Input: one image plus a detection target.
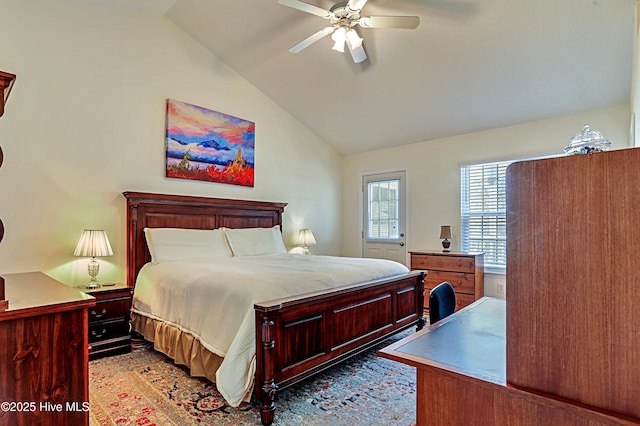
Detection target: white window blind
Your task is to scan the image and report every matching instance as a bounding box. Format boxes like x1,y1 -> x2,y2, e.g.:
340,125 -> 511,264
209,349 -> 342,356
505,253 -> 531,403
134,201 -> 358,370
460,160 -> 513,269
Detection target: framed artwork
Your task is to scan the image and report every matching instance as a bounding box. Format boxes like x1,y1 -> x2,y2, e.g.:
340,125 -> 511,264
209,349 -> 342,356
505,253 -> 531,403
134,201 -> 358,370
165,99 -> 255,187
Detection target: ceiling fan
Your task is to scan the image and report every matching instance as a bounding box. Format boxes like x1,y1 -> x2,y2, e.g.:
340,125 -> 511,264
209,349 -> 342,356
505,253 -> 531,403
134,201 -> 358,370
278,0 -> 420,63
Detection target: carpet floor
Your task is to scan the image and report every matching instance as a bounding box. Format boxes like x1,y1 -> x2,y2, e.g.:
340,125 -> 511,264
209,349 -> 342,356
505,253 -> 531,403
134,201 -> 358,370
89,331 -> 416,426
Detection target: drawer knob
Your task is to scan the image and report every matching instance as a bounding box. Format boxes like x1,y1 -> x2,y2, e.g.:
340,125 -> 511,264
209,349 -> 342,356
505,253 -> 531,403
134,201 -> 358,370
91,328 -> 107,339
91,308 -> 107,319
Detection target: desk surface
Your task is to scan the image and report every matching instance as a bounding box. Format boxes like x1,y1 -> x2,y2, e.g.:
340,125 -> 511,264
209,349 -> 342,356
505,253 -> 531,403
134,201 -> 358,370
0,272 -> 95,321
378,297 -> 506,385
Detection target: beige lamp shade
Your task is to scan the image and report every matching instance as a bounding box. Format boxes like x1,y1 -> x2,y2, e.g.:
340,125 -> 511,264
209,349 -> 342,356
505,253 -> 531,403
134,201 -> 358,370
439,226 -> 452,240
74,230 -> 113,257
298,229 -> 316,255
298,229 -> 317,246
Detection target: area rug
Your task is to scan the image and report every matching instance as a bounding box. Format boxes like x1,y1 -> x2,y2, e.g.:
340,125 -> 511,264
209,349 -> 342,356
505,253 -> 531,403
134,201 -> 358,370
89,331 -> 416,425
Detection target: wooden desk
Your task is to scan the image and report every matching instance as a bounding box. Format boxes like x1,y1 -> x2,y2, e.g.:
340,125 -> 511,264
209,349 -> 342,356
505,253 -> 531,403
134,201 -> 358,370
379,298 -> 637,426
381,297 -> 505,383
0,272 -> 95,426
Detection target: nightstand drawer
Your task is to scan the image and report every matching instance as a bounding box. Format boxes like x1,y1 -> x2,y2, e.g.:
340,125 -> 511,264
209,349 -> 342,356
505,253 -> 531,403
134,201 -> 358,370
425,271 -> 476,294
89,299 -> 127,323
89,320 -> 129,343
411,254 -> 476,273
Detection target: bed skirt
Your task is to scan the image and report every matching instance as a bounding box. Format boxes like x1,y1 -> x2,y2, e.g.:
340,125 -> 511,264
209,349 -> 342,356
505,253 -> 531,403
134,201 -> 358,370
130,312 -> 254,403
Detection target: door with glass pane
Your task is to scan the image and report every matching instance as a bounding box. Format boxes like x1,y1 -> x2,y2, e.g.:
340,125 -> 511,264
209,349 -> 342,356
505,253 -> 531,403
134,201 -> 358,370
362,171 -> 407,265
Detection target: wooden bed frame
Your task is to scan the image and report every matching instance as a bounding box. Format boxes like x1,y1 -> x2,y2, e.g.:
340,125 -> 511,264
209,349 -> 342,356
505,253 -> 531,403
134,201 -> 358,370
123,191 -> 425,425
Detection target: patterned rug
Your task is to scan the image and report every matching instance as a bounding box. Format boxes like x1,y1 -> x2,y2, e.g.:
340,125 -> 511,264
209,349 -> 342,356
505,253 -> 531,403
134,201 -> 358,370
89,331 -> 416,426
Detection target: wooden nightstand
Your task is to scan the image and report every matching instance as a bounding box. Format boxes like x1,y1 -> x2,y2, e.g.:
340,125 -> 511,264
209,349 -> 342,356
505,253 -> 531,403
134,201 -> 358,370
410,251 -> 484,312
83,283 -> 133,359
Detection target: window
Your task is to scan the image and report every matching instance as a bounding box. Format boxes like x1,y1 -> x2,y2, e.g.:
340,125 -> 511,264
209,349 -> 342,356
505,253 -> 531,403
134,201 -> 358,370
460,160 -> 513,270
367,179 -> 400,240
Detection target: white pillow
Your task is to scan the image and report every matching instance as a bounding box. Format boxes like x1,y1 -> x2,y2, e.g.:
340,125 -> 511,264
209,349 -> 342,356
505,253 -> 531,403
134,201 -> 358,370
222,226 -> 287,256
144,228 -> 232,263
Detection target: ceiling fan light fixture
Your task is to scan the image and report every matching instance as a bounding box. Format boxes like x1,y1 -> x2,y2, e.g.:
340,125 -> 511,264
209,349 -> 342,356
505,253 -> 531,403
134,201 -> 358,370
280,0 -> 419,64
331,26 -> 347,52
345,29 -> 363,49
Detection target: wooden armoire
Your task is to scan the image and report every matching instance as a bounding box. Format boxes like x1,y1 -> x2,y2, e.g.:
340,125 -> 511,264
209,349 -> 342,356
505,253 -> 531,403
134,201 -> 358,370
506,147 -> 640,422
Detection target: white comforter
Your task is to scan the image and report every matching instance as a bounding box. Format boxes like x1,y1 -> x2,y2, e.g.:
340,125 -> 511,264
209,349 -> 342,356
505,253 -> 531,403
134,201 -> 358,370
131,253 -> 409,407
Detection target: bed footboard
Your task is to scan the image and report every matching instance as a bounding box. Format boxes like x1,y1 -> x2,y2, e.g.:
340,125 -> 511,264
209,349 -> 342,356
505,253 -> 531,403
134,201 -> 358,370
254,270 -> 425,425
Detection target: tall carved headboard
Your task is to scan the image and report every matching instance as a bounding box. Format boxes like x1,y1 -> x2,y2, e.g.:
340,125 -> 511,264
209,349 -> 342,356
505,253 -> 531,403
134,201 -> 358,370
123,192 -> 287,287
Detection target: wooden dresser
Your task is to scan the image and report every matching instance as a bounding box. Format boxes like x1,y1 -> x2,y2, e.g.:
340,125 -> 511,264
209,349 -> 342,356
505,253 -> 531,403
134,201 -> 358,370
380,297 -> 637,425
410,251 -> 484,311
0,272 -> 95,426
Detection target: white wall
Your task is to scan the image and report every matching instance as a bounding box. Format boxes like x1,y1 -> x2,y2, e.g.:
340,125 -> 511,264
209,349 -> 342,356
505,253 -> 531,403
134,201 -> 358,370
0,0 -> 342,286
342,104 -> 631,297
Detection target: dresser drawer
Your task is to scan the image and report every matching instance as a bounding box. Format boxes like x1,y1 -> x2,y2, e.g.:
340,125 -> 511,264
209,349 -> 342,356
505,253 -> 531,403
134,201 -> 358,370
89,320 -> 129,343
411,254 -> 476,273
89,299 -> 127,323
425,270 -> 476,294
455,293 -> 476,311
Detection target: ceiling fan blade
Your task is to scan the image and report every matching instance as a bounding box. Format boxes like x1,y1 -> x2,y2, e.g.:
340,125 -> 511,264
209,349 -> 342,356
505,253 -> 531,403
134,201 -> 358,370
278,0 -> 334,19
359,15 -> 420,29
346,0 -> 369,12
347,43 -> 367,63
289,26 -> 335,53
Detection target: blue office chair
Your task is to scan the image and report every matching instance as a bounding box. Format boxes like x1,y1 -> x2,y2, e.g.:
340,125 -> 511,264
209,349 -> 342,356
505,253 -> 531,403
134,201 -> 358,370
428,282 -> 456,324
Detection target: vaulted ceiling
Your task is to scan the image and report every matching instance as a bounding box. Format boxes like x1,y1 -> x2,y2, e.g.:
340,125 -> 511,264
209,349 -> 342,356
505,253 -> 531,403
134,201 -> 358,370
71,0 -> 636,155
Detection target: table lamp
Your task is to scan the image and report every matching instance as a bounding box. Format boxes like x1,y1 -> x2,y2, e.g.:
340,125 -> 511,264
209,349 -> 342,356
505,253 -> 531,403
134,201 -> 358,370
74,229 -> 113,289
298,229 -> 316,255
439,225 -> 452,252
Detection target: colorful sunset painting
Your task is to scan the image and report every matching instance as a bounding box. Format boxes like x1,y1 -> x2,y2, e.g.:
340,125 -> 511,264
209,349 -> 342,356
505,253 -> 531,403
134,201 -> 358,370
165,99 -> 255,187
